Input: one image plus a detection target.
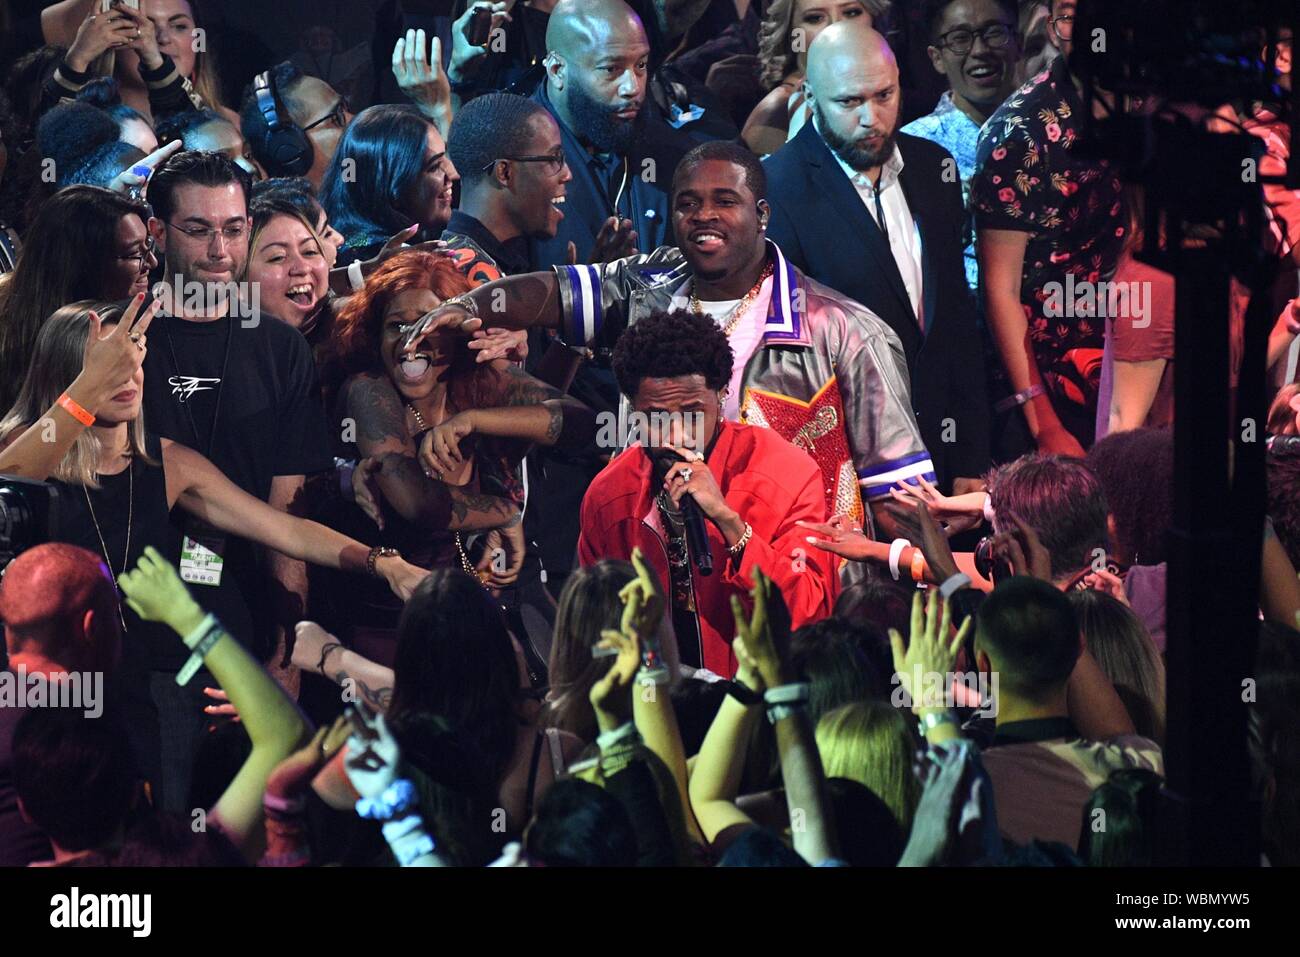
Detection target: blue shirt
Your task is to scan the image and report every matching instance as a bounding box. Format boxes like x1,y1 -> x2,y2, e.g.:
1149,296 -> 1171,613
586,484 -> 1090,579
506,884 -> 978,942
901,91 -> 983,291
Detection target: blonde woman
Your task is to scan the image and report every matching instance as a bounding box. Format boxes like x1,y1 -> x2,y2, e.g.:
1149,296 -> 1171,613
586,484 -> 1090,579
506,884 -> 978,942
815,699 -> 921,831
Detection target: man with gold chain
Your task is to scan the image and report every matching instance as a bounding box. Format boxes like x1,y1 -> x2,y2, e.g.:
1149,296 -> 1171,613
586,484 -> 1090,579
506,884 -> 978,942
404,140 -> 936,579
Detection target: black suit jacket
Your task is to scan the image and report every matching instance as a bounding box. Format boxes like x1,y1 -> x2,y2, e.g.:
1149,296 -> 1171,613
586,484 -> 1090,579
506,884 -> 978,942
764,124 -> 989,487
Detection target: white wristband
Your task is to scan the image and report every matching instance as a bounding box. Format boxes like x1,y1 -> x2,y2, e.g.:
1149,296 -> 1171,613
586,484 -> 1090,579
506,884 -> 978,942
888,538 -> 911,581
763,682 -> 810,705
347,259 -> 365,291
982,493 -> 995,524
939,572 -> 972,599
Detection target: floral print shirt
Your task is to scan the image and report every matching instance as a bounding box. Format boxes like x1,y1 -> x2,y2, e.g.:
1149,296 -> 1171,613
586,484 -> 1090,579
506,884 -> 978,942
971,56 -> 1126,416
901,90 -> 984,291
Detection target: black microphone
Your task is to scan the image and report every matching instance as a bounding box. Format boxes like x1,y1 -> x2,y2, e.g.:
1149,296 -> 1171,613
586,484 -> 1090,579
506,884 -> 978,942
649,448 -> 713,576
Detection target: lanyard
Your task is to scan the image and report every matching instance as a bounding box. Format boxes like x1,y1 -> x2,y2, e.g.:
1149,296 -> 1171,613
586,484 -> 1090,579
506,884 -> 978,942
163,314 -> 234,460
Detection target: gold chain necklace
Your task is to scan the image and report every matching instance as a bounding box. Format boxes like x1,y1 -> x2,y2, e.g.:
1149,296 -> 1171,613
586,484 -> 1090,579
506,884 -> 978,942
84,450 -> 133,632
689,260 -> 775,337
407,401 -> 489,590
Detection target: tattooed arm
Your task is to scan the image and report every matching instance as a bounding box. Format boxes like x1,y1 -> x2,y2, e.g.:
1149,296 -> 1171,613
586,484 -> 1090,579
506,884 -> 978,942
421,364 -> 596,479
343,372 -> 521,531
291,622 -> 394,711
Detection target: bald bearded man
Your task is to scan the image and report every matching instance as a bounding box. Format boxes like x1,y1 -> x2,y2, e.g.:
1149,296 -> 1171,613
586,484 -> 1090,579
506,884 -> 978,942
763,24 -> 989,495
527,0 -> 698,272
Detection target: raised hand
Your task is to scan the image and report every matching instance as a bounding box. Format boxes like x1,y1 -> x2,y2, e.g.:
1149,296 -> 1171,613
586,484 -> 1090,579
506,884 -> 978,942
118,545 -> 204,635
989,511 -> 1053,582
886,500 -> 960,583
888,590 -> 969,713
567,216 -> 638,266
618,546 -> 666,642
107,139 -> 183,196
730,566 -> 793,689
449,2 -> 514,79
888,474 -> 984,534
119,4 -> 163,69
589,626 -> 642,733
79,293 -> 157,408
67,2 -> 138,72
267,716 -> 351,801
392,28 -> 451,126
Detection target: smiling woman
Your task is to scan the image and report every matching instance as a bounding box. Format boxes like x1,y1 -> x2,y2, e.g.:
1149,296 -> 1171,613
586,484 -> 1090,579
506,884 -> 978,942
319,105 -> 460,269
246,197 -> 332,348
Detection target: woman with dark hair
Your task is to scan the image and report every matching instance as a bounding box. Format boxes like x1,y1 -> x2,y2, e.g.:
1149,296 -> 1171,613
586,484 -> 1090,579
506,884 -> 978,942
1077,768 -> 1169,866
743,0 -> 892,154
246,195 -> 333,349
252,176 -> 345,267
0,185 -> 157,411
321,250 -> 593,665
310,569 -> 585,839
1068,589 -> 1166,744
319,104 -> 459,267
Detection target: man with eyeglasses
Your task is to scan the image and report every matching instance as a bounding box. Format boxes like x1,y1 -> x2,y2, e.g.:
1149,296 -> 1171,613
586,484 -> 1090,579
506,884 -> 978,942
971,0 -> 1126,461
238,61 -> 354,192
901,0 -> 1022,292
141,150 -> 333,810
763,24 -> 989,497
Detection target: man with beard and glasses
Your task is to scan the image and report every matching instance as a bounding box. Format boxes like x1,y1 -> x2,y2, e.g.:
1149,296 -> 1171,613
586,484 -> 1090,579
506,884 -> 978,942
400,142 -> 935,588
764,24 -> 989,496
527,0 -> 698,273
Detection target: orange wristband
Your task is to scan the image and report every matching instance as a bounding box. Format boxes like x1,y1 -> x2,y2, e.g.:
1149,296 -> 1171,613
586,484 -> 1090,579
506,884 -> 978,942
910,547 -> 927,582
57,392 -> 95,426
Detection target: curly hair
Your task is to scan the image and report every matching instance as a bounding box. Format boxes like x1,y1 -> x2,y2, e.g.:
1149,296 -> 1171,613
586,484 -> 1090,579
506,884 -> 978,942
1086,428 -> 1173,567
323,250 -> 483,410
611,309 -> 734,398
757,0 -> 895,89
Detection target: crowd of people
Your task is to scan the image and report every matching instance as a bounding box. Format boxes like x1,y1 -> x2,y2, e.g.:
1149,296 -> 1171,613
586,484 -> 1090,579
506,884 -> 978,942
0,0 -> 1295,869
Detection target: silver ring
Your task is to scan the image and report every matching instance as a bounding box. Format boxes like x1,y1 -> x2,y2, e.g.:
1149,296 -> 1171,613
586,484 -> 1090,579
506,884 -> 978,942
680,467 -> 693,483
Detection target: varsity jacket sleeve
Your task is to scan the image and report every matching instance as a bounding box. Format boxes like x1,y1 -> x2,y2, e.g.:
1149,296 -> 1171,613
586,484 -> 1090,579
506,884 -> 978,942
551,245 -> 686,350
830,300 -> 937,504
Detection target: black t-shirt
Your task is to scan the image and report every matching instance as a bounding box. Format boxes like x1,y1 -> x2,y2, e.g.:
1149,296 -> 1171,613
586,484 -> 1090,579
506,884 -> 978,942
143,312 -> 334,662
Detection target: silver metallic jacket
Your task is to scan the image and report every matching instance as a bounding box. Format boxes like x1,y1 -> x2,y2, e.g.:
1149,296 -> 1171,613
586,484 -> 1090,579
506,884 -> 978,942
554,239 -> 936,535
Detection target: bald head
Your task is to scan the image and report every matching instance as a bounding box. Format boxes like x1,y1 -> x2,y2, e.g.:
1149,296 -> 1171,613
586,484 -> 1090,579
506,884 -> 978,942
0,543 -> 120,672
546,0 -> 647,60
806,23 -> 897,95
804,25 -> 902,174
544,0 -> 650,155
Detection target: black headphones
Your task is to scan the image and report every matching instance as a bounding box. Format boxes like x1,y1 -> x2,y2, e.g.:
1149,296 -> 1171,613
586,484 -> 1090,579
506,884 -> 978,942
254,69 -> 313,177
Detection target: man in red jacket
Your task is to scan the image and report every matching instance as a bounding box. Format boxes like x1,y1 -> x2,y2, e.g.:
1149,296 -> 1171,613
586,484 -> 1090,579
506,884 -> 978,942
578,308 -> 838,675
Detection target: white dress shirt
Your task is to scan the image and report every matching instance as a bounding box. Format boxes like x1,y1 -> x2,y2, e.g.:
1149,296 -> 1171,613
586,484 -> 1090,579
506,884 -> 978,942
820,124 -> 926,327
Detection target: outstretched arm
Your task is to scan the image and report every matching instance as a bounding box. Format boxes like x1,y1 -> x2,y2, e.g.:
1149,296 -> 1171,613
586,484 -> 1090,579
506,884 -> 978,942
117,548 -> 311,860
162,439 -> 430,600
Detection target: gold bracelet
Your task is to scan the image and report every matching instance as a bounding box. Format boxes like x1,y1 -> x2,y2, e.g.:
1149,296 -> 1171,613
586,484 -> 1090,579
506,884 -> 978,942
727,522 -> 753,558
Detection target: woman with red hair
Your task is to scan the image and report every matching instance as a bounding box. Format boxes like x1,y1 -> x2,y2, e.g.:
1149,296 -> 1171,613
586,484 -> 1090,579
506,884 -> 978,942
322,250 -> 595,665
